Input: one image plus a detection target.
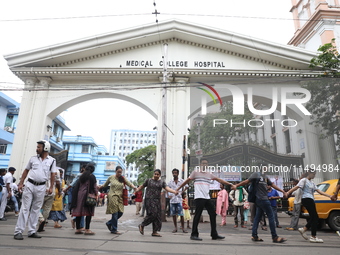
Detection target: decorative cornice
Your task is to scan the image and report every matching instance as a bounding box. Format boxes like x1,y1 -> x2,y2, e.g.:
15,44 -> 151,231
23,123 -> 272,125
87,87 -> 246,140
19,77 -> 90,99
13,69 -> 321,78
289,9 -> 340,46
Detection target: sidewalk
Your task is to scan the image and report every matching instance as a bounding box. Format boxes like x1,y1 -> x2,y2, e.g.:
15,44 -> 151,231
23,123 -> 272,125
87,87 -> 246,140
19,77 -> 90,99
0,204 -> 339,255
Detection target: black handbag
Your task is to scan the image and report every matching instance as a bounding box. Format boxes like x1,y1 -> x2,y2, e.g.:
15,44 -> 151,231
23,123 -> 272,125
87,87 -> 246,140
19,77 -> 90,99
85,181 -> 96,206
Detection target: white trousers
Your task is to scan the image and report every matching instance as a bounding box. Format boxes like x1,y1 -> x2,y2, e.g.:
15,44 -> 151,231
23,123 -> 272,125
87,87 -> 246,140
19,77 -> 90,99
0,189 -> 8,218
14,182 -> 46,235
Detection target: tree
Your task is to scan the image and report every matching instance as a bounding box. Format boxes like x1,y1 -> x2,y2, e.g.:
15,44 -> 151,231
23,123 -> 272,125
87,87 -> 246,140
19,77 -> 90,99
306,39 -> 340,150
189,101 -> 256,155
125,145 -> 156,185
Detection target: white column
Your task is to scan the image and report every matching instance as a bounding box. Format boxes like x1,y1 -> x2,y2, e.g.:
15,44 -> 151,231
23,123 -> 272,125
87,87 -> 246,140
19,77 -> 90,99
169,77 -> 189,182
11,77 -> 51,179
302,118 -> 324,183
319,133 -> 338,180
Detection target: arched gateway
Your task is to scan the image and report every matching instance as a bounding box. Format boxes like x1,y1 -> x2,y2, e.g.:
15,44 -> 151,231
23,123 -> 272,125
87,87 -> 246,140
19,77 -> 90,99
5,20 -> 338,182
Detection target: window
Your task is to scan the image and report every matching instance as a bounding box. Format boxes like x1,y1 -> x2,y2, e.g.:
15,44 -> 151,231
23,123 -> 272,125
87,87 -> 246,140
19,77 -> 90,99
0,144 -> 7,154
82,145 -> 89,153
317,183 -> 330,192
5,115 -> 14,127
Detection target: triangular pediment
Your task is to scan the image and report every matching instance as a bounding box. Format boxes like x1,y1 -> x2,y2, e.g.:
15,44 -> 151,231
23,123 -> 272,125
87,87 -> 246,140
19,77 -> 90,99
5,19 -> 320,73
50,38 -> 294,71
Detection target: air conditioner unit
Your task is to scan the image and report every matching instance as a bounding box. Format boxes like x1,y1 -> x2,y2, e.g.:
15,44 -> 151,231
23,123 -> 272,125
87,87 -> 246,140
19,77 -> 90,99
4,126 -> 13,132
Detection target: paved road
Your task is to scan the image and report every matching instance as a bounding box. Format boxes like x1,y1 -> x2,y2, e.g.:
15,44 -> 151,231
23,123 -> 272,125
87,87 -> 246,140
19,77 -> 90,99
0,204 -> 339,254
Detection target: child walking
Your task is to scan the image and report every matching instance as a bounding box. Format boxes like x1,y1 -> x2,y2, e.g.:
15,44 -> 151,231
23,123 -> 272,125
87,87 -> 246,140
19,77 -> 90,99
182,193 -> 191,229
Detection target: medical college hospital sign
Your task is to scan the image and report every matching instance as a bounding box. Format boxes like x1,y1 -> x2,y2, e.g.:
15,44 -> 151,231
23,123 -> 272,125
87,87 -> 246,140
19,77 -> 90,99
125,59 -> 226,68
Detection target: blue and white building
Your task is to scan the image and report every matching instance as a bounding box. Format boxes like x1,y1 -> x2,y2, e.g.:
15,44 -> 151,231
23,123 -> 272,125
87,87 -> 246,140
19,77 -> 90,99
63,135 -> 125,185
0,92 -> 20,169
110,129 -> 157,182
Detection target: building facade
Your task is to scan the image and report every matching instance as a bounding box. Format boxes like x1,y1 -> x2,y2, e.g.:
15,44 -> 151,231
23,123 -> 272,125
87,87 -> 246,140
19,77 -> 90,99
0,92 -> 19,169
0,92 -> 72,169
4,20 -> 338,183
110,129 -> 157,182
289,0 -> 340,50
63,135 -> 125,185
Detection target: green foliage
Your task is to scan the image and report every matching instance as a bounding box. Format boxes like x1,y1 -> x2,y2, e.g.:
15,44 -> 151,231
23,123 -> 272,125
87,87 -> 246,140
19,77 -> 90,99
189,101 -> 256,155
307,39 -> 340,150
125,145 -> 156,185
309,39 -> 340,77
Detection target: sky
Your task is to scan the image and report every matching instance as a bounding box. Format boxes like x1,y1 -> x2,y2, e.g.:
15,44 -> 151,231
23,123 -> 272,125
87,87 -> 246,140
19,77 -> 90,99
0,0 -> 296,149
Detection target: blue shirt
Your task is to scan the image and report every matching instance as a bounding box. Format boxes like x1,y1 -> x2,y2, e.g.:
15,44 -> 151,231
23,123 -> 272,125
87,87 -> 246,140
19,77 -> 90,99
267,188 -> 279,207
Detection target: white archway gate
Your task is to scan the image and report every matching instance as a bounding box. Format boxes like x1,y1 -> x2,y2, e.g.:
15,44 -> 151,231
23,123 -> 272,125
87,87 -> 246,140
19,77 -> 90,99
5,20 -> 338,182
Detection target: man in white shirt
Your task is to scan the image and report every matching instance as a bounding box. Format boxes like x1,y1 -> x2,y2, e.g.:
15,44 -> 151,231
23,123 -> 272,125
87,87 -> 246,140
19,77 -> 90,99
168,168 -> 188,233
177,158 -> 232,241
0,167 -> 17,220
14,140 -> 57,240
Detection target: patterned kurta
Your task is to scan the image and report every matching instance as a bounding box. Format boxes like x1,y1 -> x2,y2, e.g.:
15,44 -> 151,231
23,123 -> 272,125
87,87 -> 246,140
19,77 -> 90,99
102,175 -> 133,214
141,178 -> 167,232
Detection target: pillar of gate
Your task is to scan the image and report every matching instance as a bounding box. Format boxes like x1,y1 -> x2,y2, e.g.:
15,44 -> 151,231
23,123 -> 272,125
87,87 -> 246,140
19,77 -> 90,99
155,77 -> 189,183
11,77 -> 53,179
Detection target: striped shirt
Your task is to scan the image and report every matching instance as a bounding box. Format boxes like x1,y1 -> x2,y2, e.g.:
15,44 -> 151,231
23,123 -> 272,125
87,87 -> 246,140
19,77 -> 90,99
189,170 -> 214,199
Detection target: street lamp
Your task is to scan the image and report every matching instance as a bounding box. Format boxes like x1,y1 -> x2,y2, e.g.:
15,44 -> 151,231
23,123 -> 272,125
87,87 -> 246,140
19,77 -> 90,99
194,114 -> 204,164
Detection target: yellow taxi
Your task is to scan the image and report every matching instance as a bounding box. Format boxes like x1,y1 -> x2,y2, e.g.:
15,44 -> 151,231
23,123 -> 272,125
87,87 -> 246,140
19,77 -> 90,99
288,179 -> 340,231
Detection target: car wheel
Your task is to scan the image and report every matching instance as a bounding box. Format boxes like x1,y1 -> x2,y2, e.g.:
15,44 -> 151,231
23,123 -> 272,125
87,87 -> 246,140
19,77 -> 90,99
327,211 -> 340,231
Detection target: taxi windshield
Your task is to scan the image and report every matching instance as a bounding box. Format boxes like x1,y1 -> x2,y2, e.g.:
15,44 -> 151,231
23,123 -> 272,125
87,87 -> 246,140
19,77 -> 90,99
316,183 -> 330,192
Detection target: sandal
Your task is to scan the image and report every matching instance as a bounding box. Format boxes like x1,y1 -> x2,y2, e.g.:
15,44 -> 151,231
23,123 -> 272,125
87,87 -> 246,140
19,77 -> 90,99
261,226 -> 267,231
152,233 -> 162,237
84,230 -> 95,235
251,236 -> 264,242
75,230 -> 83,234
71,219 -> 75,229
182,229 -> 188,233
138,224 -> 144,235
272,236 -> 287,243
172,229 -> 177,233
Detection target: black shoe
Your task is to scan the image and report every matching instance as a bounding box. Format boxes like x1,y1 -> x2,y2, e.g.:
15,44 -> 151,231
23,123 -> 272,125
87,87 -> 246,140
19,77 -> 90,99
28,233 -> 41,238
190,236 -> 202,241
37,221 -> 46,232
0,217 -> 7,221
14,233 -> 24,240
212,235 -> 225,240
105,222 -> 112,231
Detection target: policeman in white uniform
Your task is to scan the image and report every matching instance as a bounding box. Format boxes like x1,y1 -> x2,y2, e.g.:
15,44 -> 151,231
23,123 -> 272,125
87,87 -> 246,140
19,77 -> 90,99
14,140 -> 57,240
0,167 -> 17,220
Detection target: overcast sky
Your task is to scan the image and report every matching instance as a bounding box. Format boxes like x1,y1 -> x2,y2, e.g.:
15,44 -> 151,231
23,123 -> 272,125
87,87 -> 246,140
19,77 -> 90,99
0,0 -> 296,149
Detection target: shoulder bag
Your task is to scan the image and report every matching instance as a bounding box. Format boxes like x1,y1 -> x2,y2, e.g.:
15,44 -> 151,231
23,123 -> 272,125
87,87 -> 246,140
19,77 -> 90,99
122,177 -> 129,206
85,179 -> 97,207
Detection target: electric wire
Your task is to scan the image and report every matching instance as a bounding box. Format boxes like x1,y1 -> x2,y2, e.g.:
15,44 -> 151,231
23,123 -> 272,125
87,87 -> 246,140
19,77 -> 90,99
0,13 -> 322,23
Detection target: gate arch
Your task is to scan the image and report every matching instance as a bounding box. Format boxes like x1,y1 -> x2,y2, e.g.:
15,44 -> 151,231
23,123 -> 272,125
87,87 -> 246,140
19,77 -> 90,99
48,91 -> 158,120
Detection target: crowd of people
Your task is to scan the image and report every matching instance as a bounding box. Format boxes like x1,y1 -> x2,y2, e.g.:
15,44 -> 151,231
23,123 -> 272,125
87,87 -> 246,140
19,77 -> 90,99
1,141 -> 339,244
